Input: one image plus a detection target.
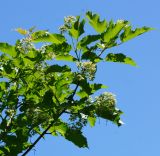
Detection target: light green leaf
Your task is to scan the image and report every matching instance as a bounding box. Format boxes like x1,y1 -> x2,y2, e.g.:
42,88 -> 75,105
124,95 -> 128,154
120,26 -> 153,42
88,116 -> 96,127
86,11 -> 107,33
15,28 -> 28,35
31,31 -> 66,44
0,82 -> 9,90
90,83 -> 107,94
54,122 -> 68,136
77,90 -> 88,98
102,20 -> 128,43
56,55 -> 77,62
0,43 -> 16,57
69,16 -> 85,39
106,53 -> 137,66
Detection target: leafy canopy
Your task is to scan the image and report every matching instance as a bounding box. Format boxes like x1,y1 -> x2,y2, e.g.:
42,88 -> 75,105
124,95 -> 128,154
0,11 -> 152,156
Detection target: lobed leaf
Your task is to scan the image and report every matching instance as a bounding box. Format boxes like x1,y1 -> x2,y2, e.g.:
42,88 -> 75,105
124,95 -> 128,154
77,35 -> 100,49
69,16 -> 85,39
31,31 -> 66,44
86,11 -> 107,33
102,20 -> 128,43
120,26 -> 153,42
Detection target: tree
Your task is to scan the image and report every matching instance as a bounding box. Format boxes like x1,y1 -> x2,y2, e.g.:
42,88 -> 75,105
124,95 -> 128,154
0,11 -> 152,156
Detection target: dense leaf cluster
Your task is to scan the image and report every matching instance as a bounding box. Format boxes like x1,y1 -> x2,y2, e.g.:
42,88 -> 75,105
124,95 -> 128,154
0,12 -> 152,155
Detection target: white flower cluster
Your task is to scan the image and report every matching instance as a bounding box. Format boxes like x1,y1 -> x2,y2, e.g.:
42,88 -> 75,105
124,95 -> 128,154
76,61 -> 97,81
64,16 -> 76,24
17,37 -> 35,53
95,92 -> 117,109
59,25 -> 68,33
59,15 -> 76,33
38,44 -> 56,59
80,113 -> 88,120
117,19 -> 125,24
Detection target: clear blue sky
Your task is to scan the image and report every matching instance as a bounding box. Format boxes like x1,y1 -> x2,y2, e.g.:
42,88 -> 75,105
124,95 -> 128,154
0,0 -> 160,156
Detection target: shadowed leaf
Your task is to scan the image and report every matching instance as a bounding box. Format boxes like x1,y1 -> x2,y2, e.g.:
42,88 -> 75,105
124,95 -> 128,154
106,53 -> 137,66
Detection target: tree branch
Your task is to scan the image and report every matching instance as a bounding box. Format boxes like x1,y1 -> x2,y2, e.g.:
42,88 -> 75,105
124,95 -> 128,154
21,81 -> 80,156
21,110 -> 64,156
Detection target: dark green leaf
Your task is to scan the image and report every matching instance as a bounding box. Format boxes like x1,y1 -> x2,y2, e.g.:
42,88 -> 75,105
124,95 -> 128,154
96,107 -> 123,126
44,42 -> 71,55
106,53 -> 137,66
51,121 -> 88,148
77,35 -> 100,49
46,65 -> 71,74
81,52 -> 102,63
65,129 -> 88,148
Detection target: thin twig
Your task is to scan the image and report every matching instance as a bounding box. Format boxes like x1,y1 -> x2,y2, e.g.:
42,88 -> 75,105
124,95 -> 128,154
98,47 -> 107,57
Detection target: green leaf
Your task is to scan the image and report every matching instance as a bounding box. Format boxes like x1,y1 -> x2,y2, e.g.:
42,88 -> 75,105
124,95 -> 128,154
90,83 -> 107,93
96,107 -> 123,126
81,51 -> 102,63
88,116 -> 96,127
120,26 -> 153,42
31,31 -> 66,44
106,53 -> 137,66
69,16 -> 85,39
15,28 -> 28,35
86,11 -> 107,33
51,121 -> 88,148
51,122 -> 68,136
0,82 -> 9,90
44,42 -> 76,61
102,20 -> 128,43
65,129 -> 88,148
56,55 -> 77,62
77,90 -> 88,98
44,42 -> 71,55
46,65 -> 71,74
0,43 -> 16,57
77,79 -> 92,96
77,35 -> 100,49
77,83 -> 106,98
